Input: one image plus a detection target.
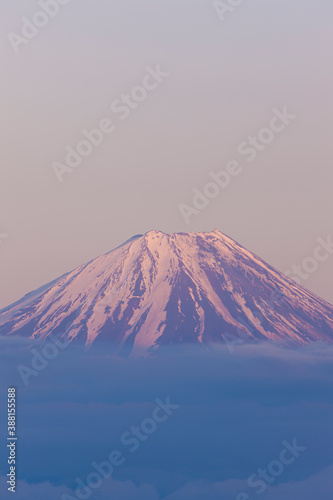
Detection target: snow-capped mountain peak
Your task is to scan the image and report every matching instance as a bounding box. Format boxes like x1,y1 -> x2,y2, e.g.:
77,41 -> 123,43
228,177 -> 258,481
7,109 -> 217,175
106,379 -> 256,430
1,230 -> 332,355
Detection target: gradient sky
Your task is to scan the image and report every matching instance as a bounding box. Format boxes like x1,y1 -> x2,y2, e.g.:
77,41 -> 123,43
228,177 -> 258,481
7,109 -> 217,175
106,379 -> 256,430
0,0 -> 332,308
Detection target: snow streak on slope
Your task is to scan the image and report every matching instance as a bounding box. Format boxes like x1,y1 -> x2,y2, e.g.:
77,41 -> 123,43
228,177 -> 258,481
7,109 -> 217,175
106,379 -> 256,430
0,230 -> 332,355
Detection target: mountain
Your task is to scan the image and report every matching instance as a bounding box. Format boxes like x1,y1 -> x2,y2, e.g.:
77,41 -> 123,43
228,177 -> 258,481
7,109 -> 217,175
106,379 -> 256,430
1,230 -> 332,355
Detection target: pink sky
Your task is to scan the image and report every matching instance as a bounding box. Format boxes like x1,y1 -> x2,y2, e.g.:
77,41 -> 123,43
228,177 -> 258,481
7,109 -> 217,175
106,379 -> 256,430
0,0 -> 332,308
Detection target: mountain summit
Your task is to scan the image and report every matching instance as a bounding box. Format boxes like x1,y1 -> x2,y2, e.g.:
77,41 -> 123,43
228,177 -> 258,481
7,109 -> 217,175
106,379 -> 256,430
1,230 -> 332,355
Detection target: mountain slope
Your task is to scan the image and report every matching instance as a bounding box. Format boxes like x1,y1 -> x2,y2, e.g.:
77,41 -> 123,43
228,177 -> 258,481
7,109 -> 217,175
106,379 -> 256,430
1,230 -> 332,355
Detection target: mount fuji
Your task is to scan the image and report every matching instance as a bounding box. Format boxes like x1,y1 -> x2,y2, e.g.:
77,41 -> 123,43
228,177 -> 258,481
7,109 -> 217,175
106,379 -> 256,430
1,230 -> 332,355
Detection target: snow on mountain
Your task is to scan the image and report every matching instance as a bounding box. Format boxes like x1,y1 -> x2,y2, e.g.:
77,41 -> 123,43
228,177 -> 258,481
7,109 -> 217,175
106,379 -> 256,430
1,230 -> 332,355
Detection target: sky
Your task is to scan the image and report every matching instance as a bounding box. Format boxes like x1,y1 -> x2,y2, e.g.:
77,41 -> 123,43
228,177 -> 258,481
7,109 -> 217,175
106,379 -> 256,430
0,0 -> 332,308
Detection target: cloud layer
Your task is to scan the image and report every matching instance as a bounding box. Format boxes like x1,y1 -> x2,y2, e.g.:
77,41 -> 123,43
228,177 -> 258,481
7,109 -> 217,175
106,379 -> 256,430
0,340 -> 332,499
